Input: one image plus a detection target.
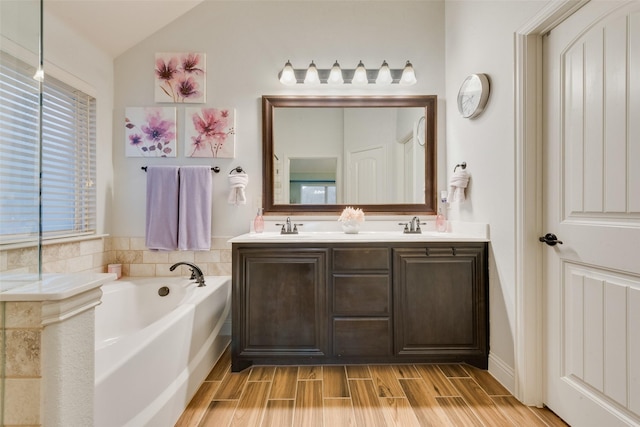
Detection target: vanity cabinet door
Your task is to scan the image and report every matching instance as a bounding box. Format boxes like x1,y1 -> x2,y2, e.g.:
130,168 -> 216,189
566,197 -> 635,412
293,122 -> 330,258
393,244 -> 488,367
232,247 -> 328,370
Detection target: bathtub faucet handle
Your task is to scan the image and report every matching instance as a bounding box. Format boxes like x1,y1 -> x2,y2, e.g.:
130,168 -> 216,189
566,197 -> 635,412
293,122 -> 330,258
169,262 -> 206,287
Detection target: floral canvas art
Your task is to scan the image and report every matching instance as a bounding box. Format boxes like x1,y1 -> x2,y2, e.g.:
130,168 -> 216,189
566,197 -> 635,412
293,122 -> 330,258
185,107 -> 236,158
155,52 -> 206,103
125,107 -> 177,157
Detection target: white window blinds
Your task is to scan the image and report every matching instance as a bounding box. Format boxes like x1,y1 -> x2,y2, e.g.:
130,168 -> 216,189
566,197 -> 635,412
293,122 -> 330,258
0,51 -> 96,244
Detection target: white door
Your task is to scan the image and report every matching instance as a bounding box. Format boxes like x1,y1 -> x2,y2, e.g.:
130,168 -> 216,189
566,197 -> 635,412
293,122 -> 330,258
346,145 -> 386,204
543,1 -> 640,425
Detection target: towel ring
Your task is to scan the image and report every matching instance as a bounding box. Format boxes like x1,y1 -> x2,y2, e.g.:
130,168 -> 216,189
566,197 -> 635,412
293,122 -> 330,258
229,166 -> 244,174
454,162 -> 467,172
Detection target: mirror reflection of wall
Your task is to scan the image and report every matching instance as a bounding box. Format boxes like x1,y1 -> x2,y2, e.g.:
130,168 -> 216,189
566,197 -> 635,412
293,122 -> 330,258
289,158 -> 337,204
274,107 -> 424,205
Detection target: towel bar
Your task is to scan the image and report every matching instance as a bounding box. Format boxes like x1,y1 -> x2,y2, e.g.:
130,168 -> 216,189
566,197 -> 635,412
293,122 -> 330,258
141,166 -> 221,173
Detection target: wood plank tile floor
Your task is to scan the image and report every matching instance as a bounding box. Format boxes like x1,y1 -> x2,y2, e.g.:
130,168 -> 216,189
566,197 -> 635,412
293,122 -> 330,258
176,346 -> 568,427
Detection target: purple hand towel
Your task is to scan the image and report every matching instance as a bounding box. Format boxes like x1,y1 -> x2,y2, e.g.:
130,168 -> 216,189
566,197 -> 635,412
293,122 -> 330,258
178,166 -> 212,251
145,166 -> 179,250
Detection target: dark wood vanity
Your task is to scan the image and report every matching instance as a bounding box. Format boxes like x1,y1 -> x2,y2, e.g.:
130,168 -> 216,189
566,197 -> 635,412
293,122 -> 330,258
231,240 -> 488,372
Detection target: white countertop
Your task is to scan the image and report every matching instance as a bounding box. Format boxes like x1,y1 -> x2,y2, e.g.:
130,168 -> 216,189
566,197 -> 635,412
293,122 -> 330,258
229,220 -> 489,244
0,272 -> 117,302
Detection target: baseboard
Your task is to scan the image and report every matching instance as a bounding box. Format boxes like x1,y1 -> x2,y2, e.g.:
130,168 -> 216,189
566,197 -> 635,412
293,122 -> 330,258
488,352 -> 515,395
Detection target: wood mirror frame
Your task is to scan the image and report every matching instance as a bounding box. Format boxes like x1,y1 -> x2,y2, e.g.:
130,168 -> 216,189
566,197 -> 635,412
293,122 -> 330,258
262,95 -> 437,215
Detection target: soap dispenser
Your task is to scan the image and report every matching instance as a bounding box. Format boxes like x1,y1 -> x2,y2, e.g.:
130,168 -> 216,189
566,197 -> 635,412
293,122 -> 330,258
436,191 -> 447,232
436,208 -> 447,232
254,208 -> 264,233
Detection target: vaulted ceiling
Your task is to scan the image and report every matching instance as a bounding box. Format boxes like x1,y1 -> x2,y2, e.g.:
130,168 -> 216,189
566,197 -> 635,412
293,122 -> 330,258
45,0 -> 204,58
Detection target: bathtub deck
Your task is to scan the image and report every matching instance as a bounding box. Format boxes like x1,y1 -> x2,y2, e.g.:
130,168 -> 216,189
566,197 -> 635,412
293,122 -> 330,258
175,345 -> 567,427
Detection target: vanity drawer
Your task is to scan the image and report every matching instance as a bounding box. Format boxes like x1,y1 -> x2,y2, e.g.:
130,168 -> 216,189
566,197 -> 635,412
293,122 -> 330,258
332,275 -> 390,315
332,247 -> 390,271
332,318 -> 392,356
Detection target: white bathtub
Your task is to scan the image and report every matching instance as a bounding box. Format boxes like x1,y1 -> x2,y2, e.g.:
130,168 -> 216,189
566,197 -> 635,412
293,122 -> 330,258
94,275 -> 231,427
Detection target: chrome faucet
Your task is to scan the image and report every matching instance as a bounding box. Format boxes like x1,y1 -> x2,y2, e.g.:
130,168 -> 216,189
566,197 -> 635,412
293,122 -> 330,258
169,262 -> 206,287
276,217 -> 302,234
399,216 -> 424,234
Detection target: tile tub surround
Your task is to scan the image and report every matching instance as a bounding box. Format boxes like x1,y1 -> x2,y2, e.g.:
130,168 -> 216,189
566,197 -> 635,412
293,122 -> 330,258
1,236 -> 112,276
0,235 -> 232,278
1,273 -> 114,426
1,301 -> 43,426
109,236 -> 232,277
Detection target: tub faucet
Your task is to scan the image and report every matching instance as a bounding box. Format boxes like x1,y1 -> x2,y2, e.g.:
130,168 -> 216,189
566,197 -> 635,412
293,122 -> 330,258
169,262 -> 206,287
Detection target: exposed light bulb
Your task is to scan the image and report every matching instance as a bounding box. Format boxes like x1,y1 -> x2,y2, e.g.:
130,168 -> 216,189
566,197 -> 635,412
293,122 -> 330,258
375,60 -> 393,86
352,60 -> 368,86
279,60 -> 297,85
400,60 -> 417,86
327,60 -> 344,85
304,61 -> 321,85
33,66 -> 44,82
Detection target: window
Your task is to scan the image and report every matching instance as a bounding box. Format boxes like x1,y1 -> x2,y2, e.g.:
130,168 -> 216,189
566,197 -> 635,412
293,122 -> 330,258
0,51 -> 96,244
291,182 -> 337,204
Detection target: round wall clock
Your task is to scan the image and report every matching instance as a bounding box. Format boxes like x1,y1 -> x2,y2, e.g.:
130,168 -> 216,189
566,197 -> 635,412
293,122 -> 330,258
457,73 -> 490,119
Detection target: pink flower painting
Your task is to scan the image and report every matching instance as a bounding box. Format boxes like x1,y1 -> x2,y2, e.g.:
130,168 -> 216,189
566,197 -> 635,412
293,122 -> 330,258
125,107 -> 177,157
155,52 -> 206,103
185,107 -> 235,158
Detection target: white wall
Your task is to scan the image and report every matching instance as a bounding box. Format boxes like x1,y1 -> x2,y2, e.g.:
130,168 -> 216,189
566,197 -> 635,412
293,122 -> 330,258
1,1 -> 40,55
444,0 -> 547,389
112,0 -> 446,238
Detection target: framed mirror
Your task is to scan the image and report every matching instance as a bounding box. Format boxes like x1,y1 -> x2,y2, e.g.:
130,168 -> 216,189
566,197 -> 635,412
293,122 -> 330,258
262,95 -> 437,215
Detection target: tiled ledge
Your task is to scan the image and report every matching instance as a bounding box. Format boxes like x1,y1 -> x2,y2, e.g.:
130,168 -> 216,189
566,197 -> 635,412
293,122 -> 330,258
0,273 -> 115,302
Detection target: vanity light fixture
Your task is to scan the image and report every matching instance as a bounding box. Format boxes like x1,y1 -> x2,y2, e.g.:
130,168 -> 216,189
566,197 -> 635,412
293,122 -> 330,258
279,60 -> 297,86
277,60 -> 417,85
375,60 -> 393,86
327,60 -> 344,85
304,61 -> 321,85
400,60 -> 417,86
351,60 -> 369,86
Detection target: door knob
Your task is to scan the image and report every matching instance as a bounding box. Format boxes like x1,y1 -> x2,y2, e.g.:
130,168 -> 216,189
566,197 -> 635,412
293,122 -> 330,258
539,233 -> 563,246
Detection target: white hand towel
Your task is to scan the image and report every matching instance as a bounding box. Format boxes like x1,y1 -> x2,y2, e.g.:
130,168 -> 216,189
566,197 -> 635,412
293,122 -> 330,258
228,172 -> 248,205
447,169 -> 470,203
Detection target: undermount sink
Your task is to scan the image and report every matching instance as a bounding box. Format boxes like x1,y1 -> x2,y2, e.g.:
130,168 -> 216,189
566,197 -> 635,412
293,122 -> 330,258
249,232 -> 314,238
